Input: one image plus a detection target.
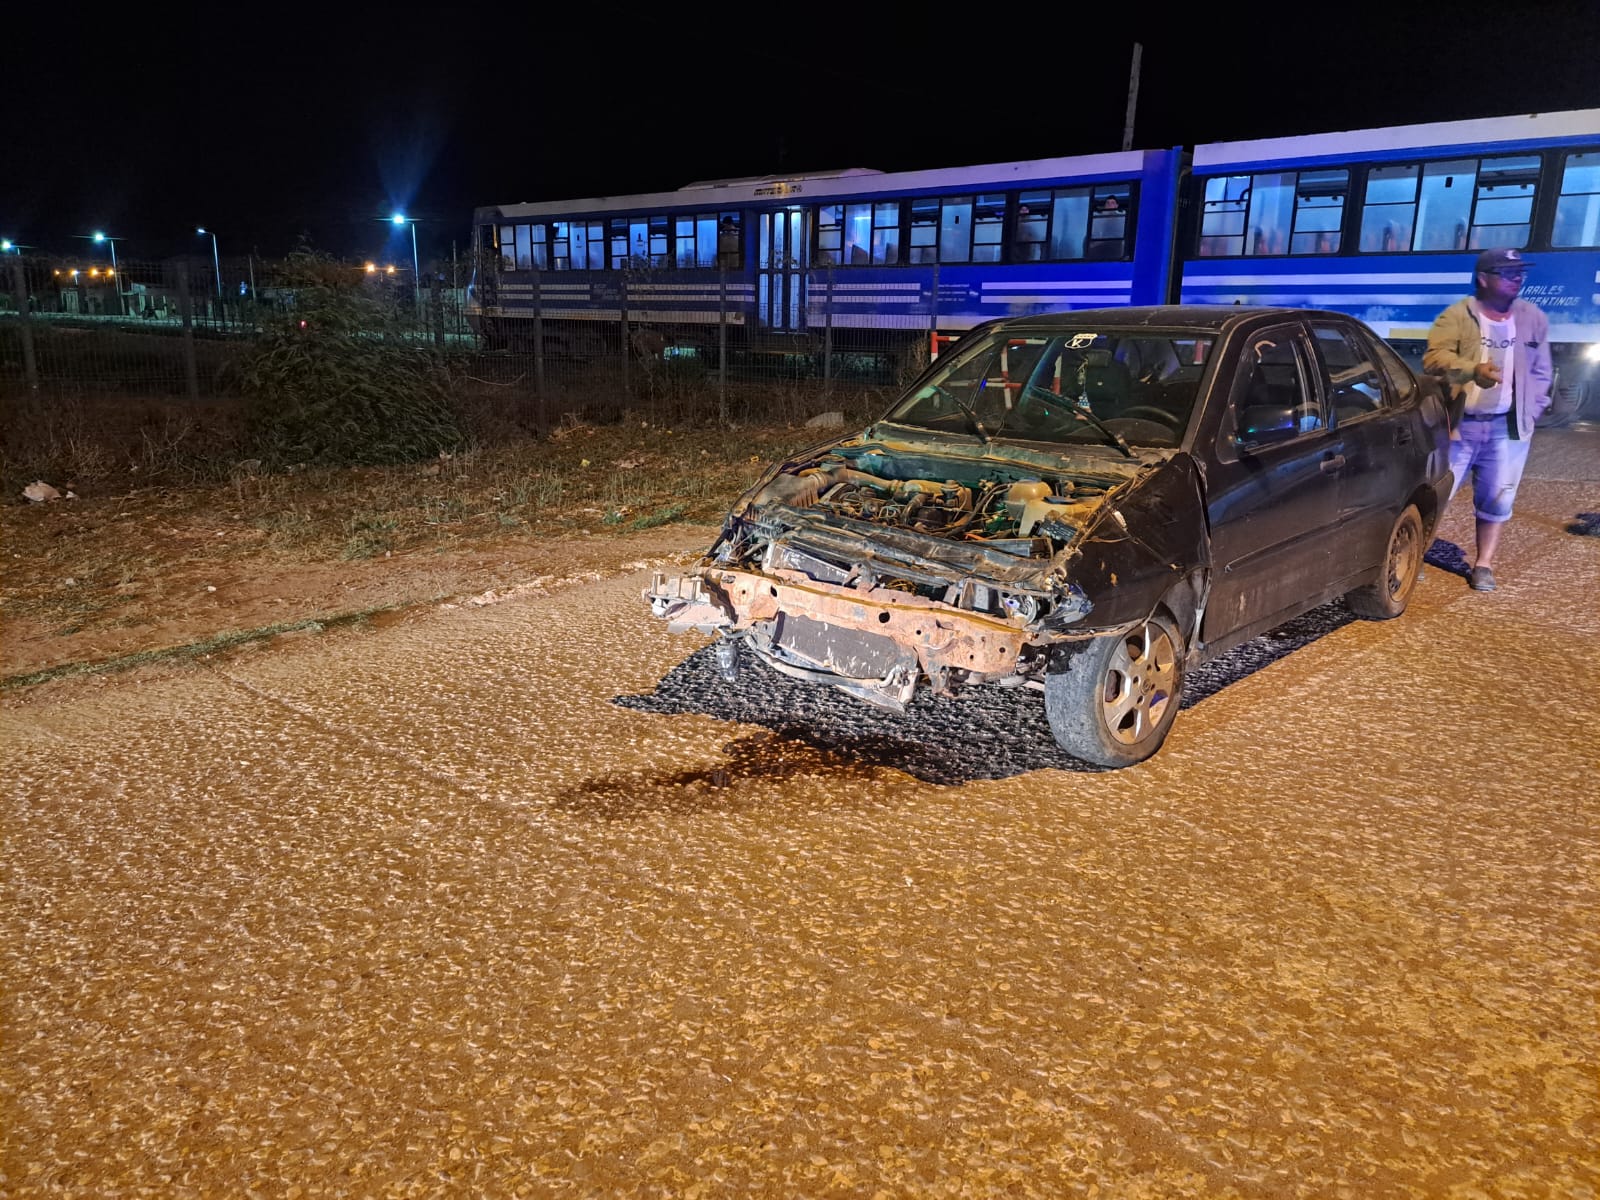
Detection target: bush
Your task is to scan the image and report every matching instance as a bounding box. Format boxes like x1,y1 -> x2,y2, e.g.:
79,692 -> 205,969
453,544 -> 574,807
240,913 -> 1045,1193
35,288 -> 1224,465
236,249 -> 465,468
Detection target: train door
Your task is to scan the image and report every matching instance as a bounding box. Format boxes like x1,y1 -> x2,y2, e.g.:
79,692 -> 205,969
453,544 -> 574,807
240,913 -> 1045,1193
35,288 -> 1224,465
757,209 -> 807,331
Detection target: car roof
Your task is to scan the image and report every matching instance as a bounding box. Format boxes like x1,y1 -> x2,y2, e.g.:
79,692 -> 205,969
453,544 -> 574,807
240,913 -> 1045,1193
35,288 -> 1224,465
982,304 -> 1344,335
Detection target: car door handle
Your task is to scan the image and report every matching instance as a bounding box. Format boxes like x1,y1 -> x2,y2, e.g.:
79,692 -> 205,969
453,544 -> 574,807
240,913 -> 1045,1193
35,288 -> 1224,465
1320,454 -> 1346,473
1395,427 -> 1413,445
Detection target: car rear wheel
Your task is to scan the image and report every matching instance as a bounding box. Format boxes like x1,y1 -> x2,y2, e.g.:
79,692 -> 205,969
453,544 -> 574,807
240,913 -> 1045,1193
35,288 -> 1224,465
1044,613 -> 1185,768
1346,504 -> 1423,620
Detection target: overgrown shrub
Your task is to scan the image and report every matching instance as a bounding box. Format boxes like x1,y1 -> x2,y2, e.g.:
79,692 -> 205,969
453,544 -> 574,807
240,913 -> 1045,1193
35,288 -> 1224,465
236,248 -> 465,468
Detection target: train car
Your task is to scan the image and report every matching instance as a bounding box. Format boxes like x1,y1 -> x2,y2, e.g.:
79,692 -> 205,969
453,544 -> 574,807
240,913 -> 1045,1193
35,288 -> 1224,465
1176,108 -> 1600,410
467,146 -> 1185,375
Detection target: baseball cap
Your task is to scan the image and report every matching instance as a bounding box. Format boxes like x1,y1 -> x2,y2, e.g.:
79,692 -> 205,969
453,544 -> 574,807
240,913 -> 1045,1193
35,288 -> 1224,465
1475,247 -> 1535,275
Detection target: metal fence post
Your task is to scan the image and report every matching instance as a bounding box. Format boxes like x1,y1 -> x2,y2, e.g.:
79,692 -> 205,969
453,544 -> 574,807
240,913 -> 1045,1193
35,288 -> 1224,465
823,262 -> 834,395
619,271 -> 630,403
531,267 -> 547,438
718,266 -> 728,425
177,266 -> 200,403
9,256 -> 39,395
430,281 -> 445,348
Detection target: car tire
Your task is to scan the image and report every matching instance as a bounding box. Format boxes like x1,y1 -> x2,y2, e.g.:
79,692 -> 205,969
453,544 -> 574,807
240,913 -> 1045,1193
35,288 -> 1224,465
1346,504 -> 1423,620
1044,612 -> 1185,768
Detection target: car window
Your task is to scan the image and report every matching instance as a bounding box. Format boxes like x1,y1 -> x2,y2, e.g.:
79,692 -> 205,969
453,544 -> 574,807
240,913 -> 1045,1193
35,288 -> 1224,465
1370,335 -> 1419,404
886,328 -> 1215,448
1230,328 -> 1323,449
1312,322 -> 1390,421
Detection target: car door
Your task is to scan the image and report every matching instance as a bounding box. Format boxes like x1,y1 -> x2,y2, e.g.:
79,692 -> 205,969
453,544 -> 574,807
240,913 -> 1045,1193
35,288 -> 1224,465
1200,322 -> 1352,649
1311,319 -> 1413,575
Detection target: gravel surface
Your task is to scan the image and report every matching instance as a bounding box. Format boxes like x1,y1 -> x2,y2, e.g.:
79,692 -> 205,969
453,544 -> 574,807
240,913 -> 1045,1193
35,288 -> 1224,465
2,433 -> 1596,1198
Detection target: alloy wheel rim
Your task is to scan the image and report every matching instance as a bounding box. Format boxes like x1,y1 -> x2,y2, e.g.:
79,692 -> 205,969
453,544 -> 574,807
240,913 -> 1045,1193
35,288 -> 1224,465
1101,623 -> 1178,745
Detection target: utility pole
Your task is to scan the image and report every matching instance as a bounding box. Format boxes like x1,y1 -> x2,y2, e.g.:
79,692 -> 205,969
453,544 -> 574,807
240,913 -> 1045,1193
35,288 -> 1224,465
1122,42 -> 1143,152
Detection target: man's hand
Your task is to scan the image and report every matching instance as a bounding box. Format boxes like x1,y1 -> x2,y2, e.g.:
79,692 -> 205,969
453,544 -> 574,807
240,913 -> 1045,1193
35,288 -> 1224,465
1473,361 -> 1502,388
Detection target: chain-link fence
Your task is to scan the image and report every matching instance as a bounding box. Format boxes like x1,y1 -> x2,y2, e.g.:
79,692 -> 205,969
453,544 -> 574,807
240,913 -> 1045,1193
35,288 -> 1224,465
0,253 -> 472,398
2,252 -> 927,458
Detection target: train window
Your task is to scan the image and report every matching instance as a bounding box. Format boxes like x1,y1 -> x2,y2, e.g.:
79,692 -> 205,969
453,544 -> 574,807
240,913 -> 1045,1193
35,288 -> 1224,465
1014,191 -> 1050,260
497,223 -> 546,271
717,213 -> 741,269
1552,151 -> 1600,247
908,194 -> 1006,264
551,221 -> 603,270
1290,170 -> 1347,254
1361,155 -> 1539,252
1359,165 -> 1419,252
1414,159 -> 1478,250
609,215 -> 670,269
941,196 -> 974,261
1087,185 -> 1131,258
872,202 -> 900,265
1015,184 -> 1136,261
1199,170 -> 1346,257
672,212 -> 740,269
674,216 -> 701,267
517,224 -> 545,271
841,202 -> 900,265
908,198 -> 939,263
816,205 -> 843,265
1468,156 -> 1537,248
973,194 -> 1005,262
1199,176 -> 1249,255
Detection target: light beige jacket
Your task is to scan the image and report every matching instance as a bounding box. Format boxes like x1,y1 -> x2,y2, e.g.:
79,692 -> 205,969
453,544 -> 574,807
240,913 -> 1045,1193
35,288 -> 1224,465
1423,297 -> 1553,440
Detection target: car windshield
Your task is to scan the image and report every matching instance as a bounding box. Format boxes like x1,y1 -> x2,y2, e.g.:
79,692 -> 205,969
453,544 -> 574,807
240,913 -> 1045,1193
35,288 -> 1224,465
884,327 -> 1217,449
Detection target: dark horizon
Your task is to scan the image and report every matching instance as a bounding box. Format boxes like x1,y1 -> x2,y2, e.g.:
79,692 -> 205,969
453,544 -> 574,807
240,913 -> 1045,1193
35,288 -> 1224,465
9,2 -> 1600,266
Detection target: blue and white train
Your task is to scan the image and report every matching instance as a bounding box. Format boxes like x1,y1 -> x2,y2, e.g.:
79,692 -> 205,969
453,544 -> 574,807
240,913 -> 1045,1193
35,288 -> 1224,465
468,107 -> 1600,390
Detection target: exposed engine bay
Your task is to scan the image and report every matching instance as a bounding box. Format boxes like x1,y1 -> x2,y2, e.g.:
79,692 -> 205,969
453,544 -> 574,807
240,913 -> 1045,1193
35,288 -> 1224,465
645,434 -> 1176,711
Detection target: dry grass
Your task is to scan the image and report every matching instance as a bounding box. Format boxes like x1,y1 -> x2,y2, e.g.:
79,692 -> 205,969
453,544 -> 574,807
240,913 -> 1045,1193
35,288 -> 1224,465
0,412 -> 848,680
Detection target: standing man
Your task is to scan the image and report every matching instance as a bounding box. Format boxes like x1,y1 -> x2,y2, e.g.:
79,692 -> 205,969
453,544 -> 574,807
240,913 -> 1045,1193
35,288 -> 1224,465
1424,248 -> 1553,591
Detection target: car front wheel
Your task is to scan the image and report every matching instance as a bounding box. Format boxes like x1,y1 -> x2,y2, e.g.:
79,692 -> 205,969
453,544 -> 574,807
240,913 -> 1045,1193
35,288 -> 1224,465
1044,613 -> 1185,768
1346,504 -> 1423,620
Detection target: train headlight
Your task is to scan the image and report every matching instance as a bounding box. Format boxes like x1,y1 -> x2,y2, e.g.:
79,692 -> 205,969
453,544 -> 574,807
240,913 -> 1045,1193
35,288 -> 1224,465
1584,343 -> 1600,363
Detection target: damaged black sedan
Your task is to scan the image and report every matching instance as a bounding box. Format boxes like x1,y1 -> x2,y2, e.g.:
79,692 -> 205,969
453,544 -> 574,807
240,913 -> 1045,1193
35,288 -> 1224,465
646,306 -> 1454,767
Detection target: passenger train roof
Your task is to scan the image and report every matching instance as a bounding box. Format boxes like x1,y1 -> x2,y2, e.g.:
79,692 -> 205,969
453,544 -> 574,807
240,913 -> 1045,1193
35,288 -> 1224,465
1192,107 -> 1600,170
479,148 -> 1158,220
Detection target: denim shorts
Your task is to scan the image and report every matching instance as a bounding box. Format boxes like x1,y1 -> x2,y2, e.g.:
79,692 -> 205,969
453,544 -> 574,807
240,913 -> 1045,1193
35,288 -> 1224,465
1448,415 -> 1531,523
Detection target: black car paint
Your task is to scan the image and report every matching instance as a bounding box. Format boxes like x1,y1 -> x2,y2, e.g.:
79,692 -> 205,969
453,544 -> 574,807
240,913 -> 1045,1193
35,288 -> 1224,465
649,305 -> 1452,734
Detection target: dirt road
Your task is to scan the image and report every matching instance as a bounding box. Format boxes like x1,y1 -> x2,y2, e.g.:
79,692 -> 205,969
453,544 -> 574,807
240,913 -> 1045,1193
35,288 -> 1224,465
3,433 -> 1597,1197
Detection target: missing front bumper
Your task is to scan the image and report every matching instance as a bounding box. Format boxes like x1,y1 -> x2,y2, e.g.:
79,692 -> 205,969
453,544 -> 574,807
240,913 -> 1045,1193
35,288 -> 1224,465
646,567 -> 1032,710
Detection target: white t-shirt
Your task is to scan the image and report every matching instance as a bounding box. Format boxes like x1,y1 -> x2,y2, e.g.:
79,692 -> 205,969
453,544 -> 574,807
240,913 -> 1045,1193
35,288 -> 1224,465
1465,311 -> 1516,416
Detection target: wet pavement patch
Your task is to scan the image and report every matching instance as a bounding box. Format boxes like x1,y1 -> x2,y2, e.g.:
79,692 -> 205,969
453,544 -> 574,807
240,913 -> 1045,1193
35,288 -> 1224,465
1424,537 -> 1471,577
552,730 -> 900,820
616,602 -> 1355,785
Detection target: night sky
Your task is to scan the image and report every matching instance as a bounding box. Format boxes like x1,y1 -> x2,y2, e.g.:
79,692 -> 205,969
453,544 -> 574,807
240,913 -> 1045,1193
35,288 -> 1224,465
9,2 -> 1599,266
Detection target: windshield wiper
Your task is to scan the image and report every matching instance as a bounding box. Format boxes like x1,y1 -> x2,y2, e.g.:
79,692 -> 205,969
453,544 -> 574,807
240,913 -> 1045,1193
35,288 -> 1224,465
927,384 -> 991,443
1008,384 -> 1136,459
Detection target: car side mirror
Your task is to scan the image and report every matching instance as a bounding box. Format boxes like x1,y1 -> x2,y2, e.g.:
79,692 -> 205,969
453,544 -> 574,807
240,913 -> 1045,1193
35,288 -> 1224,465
1237,405 -> 1298,448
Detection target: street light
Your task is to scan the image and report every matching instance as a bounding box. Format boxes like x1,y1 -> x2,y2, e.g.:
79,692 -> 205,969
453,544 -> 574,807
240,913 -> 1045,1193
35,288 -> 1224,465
92,232 -> 124,317
391,213 -> 420,316
196,227 -> 223,302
